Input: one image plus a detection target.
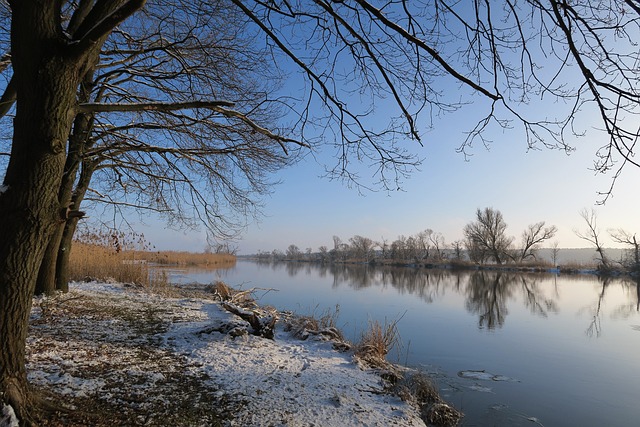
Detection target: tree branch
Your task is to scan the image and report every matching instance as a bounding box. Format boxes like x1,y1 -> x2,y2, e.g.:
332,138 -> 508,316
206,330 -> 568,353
77,100 -> 235,113
0,75 -> 16,119
71,0 -> 147,55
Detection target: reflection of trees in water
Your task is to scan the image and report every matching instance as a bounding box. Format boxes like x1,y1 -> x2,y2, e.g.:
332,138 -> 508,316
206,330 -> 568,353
255,261 -> 639,332
464,272 -> 513,329
464,272 -> 560,330
518,276 -> 559,318
609,277 -> 640,322
263,262 -> 457,303
577,276 -> 640,337
580,277 -> 610,337
325,264 -> 453,303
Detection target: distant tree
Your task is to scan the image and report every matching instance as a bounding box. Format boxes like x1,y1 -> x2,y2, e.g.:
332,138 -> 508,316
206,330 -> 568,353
211,242 -> 238,255
286,244 -> 301,260
575,208 -> 610,270
429,231 -> 446,261
609,229 -> 640,272
390,235 -> 408,261
515,222 -> 558,262
318,246 -> 329,263
271,249 -> 285,261
463,208 -> 514,265
338,243 -> 351,262
551,241 -> 561,266
451,240 -> 465,261
379,237 -> 389,260
415,230 -> 433,260
349,235 -> 375,262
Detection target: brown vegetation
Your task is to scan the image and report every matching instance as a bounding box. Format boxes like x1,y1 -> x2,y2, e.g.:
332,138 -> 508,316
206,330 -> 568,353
355,319 -> 401,367
68,242 -> 236,289
133,250 -> 236,267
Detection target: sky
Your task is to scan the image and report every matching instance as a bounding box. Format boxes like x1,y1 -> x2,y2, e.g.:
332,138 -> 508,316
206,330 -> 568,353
141,108 -> 640,255
134,3 -> 640,255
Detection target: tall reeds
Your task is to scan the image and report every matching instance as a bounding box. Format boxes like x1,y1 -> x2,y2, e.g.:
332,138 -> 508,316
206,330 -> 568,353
68,227 -> 236,287
68,242 -> 150,285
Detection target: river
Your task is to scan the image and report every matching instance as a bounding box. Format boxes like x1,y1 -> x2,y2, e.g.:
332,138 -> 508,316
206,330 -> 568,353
166,260 -> 640,426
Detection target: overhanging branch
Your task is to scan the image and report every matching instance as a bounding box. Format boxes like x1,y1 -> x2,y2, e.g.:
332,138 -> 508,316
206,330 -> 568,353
77,100 -> 235,113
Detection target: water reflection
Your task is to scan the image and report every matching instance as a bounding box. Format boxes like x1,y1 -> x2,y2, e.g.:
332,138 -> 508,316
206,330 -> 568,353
251,260 -> 639,332
208,260 -> 640,427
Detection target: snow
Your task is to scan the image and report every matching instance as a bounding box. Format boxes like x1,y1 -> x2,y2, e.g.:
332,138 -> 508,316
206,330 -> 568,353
0,404 -> 19,427
26,281 -> 429,426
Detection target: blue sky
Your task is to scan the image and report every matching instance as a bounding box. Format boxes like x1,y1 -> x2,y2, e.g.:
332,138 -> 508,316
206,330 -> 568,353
141,107 -> 640,254
135,3 -> 640,254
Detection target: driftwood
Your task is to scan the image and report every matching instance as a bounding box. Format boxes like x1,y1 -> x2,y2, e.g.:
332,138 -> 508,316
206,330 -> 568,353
222,301 -> 277,339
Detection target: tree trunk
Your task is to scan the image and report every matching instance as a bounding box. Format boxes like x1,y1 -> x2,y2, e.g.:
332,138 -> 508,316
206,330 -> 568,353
56,217 -> 81,293
35,72 -> 95,296
55,160 -> 96,292
0,5 -> 83,421
34,224 -> 66,295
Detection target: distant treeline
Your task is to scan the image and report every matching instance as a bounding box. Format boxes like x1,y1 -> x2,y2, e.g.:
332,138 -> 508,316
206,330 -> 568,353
252,207 -> 639,275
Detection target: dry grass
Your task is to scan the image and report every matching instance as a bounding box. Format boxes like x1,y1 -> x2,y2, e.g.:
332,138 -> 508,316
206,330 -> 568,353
133,250 -> 236,267
355,319 -> 401,365
68,239 -> 236,290
68,242 -> 152,286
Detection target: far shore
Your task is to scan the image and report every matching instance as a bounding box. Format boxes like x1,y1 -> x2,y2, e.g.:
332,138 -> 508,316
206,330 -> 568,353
241,256 -> 639,278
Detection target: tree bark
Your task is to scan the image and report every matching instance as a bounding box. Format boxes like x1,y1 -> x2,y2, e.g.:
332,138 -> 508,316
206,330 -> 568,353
35,73 -> 95,296
1,3 -> 96,422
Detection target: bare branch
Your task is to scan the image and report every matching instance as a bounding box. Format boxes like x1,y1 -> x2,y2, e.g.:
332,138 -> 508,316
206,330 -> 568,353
77,100 -> 234,114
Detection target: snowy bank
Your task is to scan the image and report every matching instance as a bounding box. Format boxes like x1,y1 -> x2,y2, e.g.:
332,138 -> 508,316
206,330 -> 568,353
25,281 -> 459,426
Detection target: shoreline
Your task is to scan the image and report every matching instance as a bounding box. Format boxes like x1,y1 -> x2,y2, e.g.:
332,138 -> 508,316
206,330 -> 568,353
25,280 -> 461,426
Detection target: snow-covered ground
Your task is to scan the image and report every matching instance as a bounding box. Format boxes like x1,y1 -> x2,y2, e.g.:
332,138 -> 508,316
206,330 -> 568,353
22,281 -> 450,426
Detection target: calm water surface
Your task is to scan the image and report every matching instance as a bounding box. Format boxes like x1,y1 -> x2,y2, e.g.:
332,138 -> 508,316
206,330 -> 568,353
168,260 -> 640,426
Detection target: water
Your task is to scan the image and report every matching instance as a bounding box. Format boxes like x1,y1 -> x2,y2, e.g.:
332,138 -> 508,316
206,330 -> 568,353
167,260 -> 640,426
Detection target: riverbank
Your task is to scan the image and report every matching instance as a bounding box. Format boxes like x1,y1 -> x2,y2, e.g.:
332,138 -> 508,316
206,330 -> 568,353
23,281 -> 460,426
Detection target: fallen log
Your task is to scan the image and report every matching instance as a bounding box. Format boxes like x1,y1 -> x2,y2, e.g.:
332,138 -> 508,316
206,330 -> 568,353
222,301 -> 277,339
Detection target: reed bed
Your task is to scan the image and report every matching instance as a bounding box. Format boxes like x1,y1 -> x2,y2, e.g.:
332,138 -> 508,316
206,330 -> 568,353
68,242 -> 151,285
68,242 -> 236,289
133,250 -> 236,267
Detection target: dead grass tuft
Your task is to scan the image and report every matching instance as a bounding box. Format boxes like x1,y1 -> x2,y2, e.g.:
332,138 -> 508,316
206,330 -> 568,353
355,319 -> 400,366
393,371 -> 462,427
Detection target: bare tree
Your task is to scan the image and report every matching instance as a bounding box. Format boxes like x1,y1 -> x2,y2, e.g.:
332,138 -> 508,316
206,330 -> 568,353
318,245 -> 329,263
551,241 -> 561,267
285,244 -> 301,260
415,230 -> 433,261
230,1 -> 640,200
349,235 -> 375,262
3,1 -> 640,421
30,2 -> 304,295
609,229 -> 640,272
390,235 -> 408,261
451,240 -> 465,262
379,237 -> 389,260
575,208 -> 610,270
464,208 -> 514,265
429,231 -> 446,261
516,222 -> 558,262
